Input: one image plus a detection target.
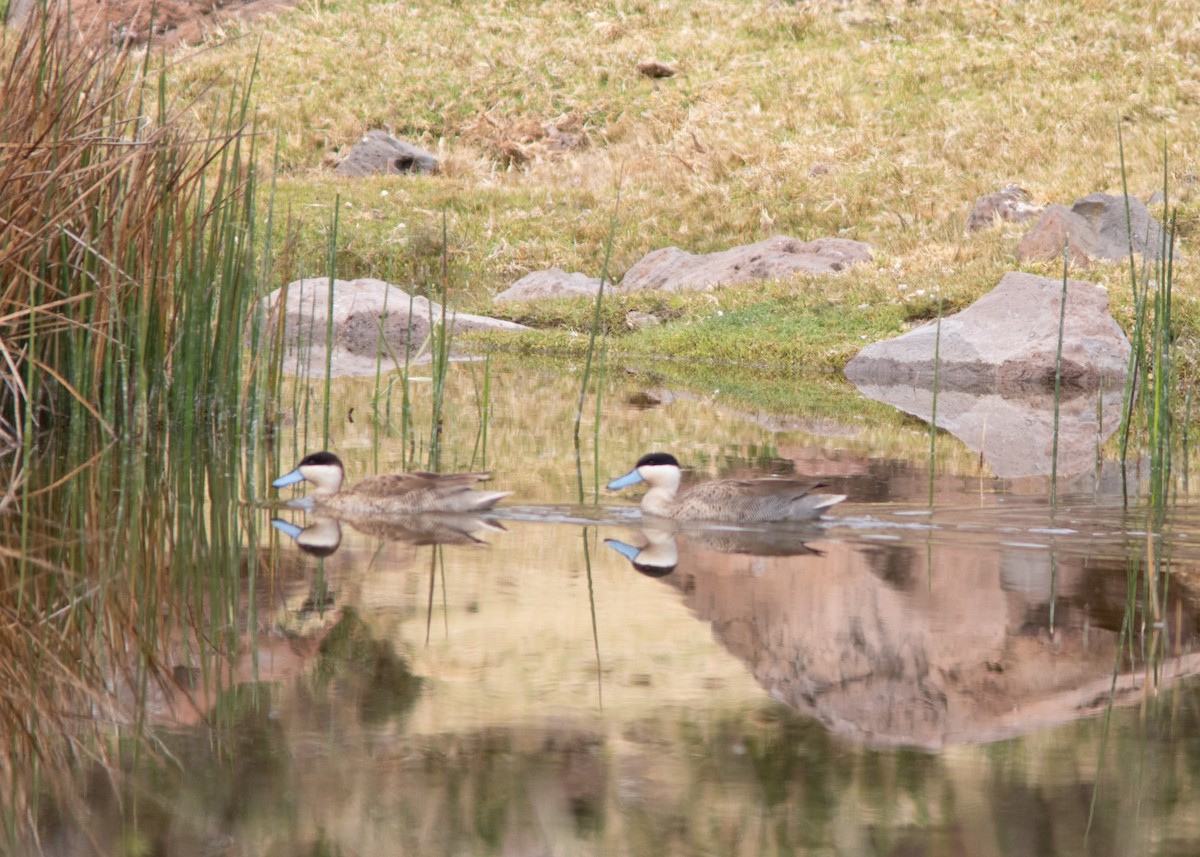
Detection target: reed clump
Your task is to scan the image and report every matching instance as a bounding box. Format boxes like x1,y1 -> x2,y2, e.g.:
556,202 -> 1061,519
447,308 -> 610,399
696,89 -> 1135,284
0,5 -> 264,445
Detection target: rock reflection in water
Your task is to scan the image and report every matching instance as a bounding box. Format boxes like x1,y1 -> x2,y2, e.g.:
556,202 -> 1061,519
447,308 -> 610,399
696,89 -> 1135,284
849,381 -> 1125,478
611,517 -> 1200,749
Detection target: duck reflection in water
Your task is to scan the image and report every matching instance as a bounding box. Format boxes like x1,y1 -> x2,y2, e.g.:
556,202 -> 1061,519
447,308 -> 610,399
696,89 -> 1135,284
272,512 -> 506,556
606,522 -> 824,577
273,451 -> 511,514
607,452 -> 845,522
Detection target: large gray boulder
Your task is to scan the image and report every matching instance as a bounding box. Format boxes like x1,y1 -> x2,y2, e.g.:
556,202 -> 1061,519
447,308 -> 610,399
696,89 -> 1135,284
334,131 -> 439,176
1017,192 -> 1172,265
614,235 -> 872,293
1016,205 -> 1106,267
846,271 -> 1132,477
1071,192 -> 1168,260
263,278 -> 529,377
844,271 -> 1130,394
492,268 -> 602,302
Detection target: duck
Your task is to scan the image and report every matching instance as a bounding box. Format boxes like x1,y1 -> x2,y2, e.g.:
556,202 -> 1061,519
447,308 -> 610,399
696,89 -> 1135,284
606,452 -> 845,523
272,451 -> 510,515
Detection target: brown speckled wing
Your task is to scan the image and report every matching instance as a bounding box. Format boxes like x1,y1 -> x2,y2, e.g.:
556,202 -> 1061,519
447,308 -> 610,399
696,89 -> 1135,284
735,478 -> 828,498
347,472 -> 492,498
674,479 -> 833,522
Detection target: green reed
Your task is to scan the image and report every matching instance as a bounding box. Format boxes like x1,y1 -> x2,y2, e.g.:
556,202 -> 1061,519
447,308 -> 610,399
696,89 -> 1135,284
1049,246 -> 1070,507
1112,136 -> 1180,630
926,298 -> 942,506
0,7 -> 266,437
427,209 -> 453,471
469,354 -> 492,470
323,198 -> 340,448
573,189 -> 620,502
0,7 -> 289,848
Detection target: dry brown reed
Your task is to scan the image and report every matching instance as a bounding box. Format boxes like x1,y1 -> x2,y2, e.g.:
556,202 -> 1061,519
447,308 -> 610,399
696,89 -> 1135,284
0,3 -> 259,443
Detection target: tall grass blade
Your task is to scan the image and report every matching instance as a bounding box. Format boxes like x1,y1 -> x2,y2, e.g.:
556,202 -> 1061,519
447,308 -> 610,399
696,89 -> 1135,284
1050,245 -> 1069,508
927,297 -> 942,506
573,187 -> 621,503
323,197 -> 339,448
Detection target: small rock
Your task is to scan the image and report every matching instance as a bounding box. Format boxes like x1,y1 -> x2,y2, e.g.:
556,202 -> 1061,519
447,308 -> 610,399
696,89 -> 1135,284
967,184 -> 1042,231
637,60 -> 677,78
615,235 -> 873,293
625,311 -> 660,330
334,130 -> 439,177
493,268 -> 603,302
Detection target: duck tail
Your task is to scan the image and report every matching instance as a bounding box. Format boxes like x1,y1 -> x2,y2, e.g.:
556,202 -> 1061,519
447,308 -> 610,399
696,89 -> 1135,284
469,490 -> 513,511
811,494 -> 846,511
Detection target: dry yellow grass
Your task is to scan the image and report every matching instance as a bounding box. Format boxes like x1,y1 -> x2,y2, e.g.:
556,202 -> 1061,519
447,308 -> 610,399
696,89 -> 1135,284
163,0 -> 1200,366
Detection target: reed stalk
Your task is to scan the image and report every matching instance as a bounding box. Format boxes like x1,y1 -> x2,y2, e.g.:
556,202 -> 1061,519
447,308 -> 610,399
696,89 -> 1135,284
1050,246 -> 1069,507
469,354 -> 491,471
573,188 -> 620,503
427,209 -> 453,471
0,8 -> 286,848
0,6 -> 268,437
926,298 -> 942,506
323,198 -> 339,449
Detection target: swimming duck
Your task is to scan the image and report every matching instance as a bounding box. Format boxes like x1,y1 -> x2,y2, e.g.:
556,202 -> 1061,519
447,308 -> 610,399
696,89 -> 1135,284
272,451 -> 510,514
606,452 -> 845,522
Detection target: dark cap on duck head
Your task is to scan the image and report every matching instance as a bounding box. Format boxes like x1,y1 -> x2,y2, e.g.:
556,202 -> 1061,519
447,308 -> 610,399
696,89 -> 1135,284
635,452 -> 680,468
297,451 -> 343,468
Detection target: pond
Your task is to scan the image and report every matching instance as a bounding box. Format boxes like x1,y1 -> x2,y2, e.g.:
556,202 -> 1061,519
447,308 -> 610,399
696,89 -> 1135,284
13,356 -> 1200,856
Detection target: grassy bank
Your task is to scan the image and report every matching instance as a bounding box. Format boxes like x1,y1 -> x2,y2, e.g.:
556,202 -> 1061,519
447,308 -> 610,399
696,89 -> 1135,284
158,0 -> 1199,371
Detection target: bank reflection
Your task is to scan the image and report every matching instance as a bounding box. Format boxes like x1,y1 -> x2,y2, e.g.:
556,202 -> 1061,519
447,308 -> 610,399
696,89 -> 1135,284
607,514 -> 1200,749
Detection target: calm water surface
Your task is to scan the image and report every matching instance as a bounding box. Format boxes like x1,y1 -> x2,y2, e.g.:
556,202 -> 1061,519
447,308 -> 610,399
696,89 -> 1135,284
28,360 -> 1200,856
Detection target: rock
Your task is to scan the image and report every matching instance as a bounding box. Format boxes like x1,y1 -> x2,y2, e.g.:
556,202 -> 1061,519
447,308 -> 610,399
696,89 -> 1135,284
334,131 -> 439,177
492,268 -> 602,302
1070,192 -> 1168,260
637,60 -> 678,78
844,271 -> 1130,394
966,184 -> 1042,231
1015,192 -> 1176,266
263,278 -> 529,377
624,311 -> 660,330
614,235 -> 873,293
1016,205 -> 1105,267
